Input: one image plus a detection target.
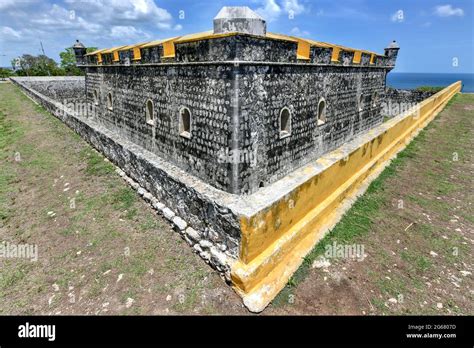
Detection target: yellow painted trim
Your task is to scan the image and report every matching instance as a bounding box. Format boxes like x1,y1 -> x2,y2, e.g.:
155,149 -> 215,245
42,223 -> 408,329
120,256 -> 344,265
162,40 -> 176,58
97,53 -> 103,64
85,48 -> 107,56
353,50 -> 362,64
266,32 -> 298,43
370,53 -> 376,64
230,81 -> 462,312
331,47 -> 341,62
101,45 -> 127,54
112,50 -> 120,62
132,47 -> 141,61
296,39 -> 311,60
141,36 -> 181,49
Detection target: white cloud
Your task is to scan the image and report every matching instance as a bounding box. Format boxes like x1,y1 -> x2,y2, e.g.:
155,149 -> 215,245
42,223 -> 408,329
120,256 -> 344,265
64,0 -> 172,27
0,0 -> 37,11
290,27 -> 309,37
0,0 -> 16,10
256,0 -> 282,22
0,26 -> 22,40
31,5 -> 101,33
109,25 -> 150,40
434,5 -> 464,17
282,0 -> 305,16
255,0 -> 306,22
390,9 -> 405,23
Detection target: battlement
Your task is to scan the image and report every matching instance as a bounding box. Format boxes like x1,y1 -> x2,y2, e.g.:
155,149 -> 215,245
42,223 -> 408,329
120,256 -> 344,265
79,7 -> 398,69
83,32 -> 396,67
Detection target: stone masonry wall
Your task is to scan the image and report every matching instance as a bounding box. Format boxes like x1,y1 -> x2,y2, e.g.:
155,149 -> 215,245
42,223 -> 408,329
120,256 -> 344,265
85,65 -> 234,193
238,65 -> 387,193
382,87 -> 437,118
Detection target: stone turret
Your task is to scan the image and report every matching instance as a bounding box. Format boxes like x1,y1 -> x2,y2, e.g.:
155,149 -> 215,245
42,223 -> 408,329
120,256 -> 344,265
384,40 -> 400,67
213,6 -> 266,36
72,40 -> 87,66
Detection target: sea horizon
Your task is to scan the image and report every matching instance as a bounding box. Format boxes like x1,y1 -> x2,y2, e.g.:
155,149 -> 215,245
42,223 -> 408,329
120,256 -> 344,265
387,72 -> 474,93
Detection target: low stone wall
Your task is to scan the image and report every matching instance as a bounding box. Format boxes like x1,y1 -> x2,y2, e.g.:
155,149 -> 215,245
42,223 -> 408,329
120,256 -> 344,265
10,76 -> 241,279
382,87 -> 437,118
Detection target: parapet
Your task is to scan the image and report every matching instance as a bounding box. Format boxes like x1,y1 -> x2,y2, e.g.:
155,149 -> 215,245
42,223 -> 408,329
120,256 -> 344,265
81,7 -> 398,69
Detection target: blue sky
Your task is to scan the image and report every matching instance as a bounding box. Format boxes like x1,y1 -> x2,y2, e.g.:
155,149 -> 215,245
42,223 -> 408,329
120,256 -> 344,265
1,0 -> 472,73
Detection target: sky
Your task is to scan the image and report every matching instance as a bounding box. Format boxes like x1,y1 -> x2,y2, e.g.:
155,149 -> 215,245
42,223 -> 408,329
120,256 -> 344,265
0,0 -> 473,73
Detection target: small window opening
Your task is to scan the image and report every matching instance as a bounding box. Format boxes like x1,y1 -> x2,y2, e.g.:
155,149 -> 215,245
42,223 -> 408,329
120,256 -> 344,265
317,99 -> 326,126
145,99 -> 154,125
107,92 -> 113,110
359,94 -> 364,112
93,90 -> 99,106
179,107 -> 191,138
279,107 -> 291,139
372,92 -> 378,107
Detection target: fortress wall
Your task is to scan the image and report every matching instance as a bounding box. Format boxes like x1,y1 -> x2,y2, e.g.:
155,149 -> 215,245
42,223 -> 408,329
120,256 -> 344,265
175,36 -> 298,63
85,65 -> 234,193
19,76 -> 86,104
239,65 -> 387,194
383,87 -> 438,118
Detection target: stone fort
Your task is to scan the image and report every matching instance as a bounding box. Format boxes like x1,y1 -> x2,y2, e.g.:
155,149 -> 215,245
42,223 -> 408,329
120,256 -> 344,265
15,6 -> 461,313
74,6 -> 399,195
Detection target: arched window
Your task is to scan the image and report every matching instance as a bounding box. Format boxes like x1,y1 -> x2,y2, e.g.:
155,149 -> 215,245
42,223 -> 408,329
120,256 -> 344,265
317,98 -> 326,126
145,99 -> 154,125
107,92 -> 113,110
93,90 -> 99,106
179,107 -> 191,138
358,94 -> 364,112
372,92 -> 378,107
279,107 -> 291,139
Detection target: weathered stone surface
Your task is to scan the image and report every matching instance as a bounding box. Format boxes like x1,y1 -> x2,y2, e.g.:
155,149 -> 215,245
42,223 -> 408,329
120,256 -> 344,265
162,207 -> 175,221
213,6 -> 266,36
185,227 -> 201,242
172,216 -> 187,231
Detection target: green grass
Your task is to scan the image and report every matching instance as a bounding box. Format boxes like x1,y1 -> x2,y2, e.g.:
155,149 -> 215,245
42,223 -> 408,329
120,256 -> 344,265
80,148 -> 115,176
110,187 -> 137,211
400,250 -> 432,273
415,86 -> 444,93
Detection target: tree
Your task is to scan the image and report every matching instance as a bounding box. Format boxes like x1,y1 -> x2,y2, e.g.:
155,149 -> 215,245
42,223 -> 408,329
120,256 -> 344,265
59,46 -> 97,76
0,68 -> 13,78
15,54 -> 65,76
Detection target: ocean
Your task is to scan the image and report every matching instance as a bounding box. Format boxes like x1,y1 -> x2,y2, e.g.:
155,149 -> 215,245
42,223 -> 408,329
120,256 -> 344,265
387,73 -> 474,93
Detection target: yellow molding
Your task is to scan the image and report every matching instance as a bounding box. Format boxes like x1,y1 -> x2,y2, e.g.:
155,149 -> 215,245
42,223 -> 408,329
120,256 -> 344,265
132,46 -> 142,61
331,46 -> 341,62
353,50 -> 362,64
86,31 -> 383,64
230,81 -> 462,312
370,53 -> 376,64
85,48 -> 107,56
141,36 -> 181,48
162,40 -> 176,58
101,45 -> 127,54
